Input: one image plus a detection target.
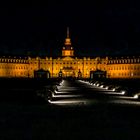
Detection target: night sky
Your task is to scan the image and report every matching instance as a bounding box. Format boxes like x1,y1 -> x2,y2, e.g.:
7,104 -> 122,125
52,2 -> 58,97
0,1 -> 140,57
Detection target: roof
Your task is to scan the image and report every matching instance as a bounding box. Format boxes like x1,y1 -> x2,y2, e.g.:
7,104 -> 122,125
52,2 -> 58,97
108,55 -> 140,60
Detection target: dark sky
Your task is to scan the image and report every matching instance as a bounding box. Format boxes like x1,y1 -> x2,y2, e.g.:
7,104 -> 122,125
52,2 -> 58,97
0,1 -> 140,56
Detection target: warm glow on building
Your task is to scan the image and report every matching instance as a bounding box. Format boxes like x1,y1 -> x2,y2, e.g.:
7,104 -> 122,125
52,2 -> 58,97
0,28 -> 139,79
107,56 -> 140,78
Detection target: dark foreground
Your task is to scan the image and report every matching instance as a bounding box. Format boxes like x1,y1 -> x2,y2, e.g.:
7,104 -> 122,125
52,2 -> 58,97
0,78 -> 140,140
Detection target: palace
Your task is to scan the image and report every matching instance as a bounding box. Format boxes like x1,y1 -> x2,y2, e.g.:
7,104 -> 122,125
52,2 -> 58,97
0,27 -> 140,79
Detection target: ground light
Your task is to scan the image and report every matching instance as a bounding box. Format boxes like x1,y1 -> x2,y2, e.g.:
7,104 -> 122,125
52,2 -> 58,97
134,94 -> 138,99
121,90 -> 126,95
100,85 -> 104,88
53,89 -> 82,97
112,88 -> 116,91
133,93 -> 140,99
47,98 -> 90,106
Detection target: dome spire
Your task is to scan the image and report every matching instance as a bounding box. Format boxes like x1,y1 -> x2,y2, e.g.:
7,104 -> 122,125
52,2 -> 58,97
65,27 -> 71,46
67,27 -> 70,38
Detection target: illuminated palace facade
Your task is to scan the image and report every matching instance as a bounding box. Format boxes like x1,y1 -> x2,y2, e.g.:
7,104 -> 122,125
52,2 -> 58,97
0,28 -> 140,79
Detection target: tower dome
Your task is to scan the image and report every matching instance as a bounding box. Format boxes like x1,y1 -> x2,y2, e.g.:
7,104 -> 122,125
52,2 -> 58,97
62,27 -> 74,57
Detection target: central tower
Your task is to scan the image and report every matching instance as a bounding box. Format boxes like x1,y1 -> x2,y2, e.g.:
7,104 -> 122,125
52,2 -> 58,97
62,27 -> 74,57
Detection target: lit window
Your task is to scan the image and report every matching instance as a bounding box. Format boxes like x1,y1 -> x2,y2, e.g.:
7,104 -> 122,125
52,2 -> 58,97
125,60 -> 127,63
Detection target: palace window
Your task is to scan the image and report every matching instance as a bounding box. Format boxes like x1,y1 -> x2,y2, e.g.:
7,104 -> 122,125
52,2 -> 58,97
125,60 -> 127,63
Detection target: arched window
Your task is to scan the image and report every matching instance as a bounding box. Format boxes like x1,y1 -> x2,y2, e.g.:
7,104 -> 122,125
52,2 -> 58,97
125,59 -> 127,63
